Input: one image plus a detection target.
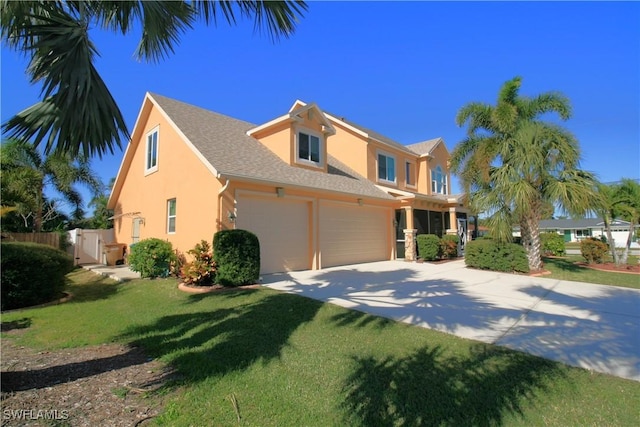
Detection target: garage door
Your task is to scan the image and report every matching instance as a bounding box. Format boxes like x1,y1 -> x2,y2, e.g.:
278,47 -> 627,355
319,202 -> 389,268
236,196 -> 310,274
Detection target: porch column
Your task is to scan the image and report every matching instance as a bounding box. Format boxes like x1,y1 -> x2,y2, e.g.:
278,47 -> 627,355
446,207 -> 457,235
403,229 -> 418,261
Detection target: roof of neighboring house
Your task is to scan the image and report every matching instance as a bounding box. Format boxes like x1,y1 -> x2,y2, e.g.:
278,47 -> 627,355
513,218 -> 634,230
405,138 -> 444,156
148,93 -> 395,200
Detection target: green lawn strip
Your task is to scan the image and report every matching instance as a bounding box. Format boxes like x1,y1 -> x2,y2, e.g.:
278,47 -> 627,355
543,256 -> 640,289
1,269 -> 638,426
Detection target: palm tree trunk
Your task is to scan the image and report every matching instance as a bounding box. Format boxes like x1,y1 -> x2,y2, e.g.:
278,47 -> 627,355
620,221 -> 636,265
33,186 -> 44,232
522,215 -> 543,271
603,216 -> 619,265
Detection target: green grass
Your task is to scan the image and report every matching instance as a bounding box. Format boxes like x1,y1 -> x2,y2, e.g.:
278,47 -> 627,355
543,256 -> 640,289
2,268 -> 639,426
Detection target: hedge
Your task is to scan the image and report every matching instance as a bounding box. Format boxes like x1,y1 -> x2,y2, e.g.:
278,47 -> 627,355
416,234 -> 440,261
580,237 -> 609,264
540,232 -> 566,256
1,242 -> 74,311
465,239 -> 530,273
128,238 -> 175,278
213,229 -> 260,286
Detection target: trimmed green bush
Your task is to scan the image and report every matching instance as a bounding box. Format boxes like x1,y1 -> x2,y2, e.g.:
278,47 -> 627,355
627,255 -> 639,267
580,237 -> 609,264
1,242 -> 74,311
213,229 -> 260,286
465,239 -> 530,273
128,238 -> 175,278
416,234 -> 440,261
540,232 -> 566,256
440,235 -> 459,259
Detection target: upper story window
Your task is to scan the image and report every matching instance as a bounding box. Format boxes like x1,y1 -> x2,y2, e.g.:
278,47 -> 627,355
378,152 -> 396,184
431,165 -> 447,194
167,198 -> 176,233
405,161 -> 415,187
297,130 -> 322,166
145,127 -> 159,174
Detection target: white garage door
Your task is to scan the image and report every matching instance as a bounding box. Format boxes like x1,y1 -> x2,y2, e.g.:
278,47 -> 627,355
236,196 -> 310,274
319,202 -> 389,268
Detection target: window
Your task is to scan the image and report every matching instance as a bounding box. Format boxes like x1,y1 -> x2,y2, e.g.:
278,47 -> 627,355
298,131 -> 321,164
405,161 -> 415,187
431,165 -> 447,194
167,198 -> 176,233
145,128 -> 159,173
378,153 -> 396,183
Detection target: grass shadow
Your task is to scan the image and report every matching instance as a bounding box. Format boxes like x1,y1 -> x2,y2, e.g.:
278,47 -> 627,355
330,309 -> 393,330
117,291 -> 322,386
64,268 -> 120,303
543,257 -> 584,273
342,343 -> 564,426
1,317 -> 32,332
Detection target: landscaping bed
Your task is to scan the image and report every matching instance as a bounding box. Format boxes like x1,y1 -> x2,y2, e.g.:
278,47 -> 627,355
1,327 -> 174,427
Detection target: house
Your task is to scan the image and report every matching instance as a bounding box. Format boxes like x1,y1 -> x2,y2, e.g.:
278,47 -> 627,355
513,218 -> 638,247
107,93 -> 470,274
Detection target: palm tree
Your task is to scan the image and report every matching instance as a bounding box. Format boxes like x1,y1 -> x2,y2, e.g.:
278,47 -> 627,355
451,77 -> 599,271
0,0 -> 307,158
612,179 -> 640,265
595,182 -> 619,264
0,139 -> 102,232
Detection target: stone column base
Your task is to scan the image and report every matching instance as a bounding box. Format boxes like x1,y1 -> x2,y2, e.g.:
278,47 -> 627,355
403,229 -> 418,262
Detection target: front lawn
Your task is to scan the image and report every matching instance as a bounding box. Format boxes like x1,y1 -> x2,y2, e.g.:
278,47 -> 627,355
543,256 -> 640,289
2,269 -> 639,426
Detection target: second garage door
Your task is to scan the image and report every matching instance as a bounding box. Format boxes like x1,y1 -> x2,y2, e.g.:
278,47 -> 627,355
236,196 -> 310,274
319,202 -> 389,268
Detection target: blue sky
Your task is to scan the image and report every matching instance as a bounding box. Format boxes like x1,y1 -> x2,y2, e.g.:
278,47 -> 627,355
2,1 -> 639,214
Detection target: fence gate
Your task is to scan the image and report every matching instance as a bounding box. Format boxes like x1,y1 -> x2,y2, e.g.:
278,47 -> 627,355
68,228 -> 115,265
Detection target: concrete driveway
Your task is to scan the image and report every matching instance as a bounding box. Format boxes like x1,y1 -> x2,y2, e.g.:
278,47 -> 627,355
262,260 -> 640,382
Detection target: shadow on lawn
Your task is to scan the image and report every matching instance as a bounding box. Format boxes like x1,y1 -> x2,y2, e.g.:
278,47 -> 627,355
342,344 -> 564,426
117,291 -> 322,385
542,257 -> 584,273
65,269 -> 120,303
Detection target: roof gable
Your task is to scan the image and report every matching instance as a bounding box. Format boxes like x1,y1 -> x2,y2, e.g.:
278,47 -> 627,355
406,137 -> 447,157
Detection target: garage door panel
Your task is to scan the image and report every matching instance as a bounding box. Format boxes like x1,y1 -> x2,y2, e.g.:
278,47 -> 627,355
320,203 -> 388,268
236,197 -> 309,274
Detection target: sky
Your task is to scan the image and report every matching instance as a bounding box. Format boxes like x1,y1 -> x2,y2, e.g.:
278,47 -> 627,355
1,1 -> 639,215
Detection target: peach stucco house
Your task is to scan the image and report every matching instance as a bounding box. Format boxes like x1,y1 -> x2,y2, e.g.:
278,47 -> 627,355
107,93 -> 470,274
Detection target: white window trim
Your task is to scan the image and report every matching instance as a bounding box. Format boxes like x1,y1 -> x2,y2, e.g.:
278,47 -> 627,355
405,161 -> 416,188
145,126 -> 159,175
167,198 -> 176,234
377,150 -> 397,185
431,165 -> 447,194
295,127 -> 324,169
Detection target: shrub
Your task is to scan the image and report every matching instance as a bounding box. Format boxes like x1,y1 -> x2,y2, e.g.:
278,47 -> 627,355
213,229 -> 260,287
580,237 -> 609,264
627,255 -> 639,267
180,240 -> 217,286
416,234 -> 440,261
540,232 -> 566,256
465,239 -> 530,273
128,238 -> 175,278
439,235 -> 459,259
1,242 -> 74,311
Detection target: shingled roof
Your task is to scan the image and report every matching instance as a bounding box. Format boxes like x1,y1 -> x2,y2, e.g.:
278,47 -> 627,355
406,138 -> 444,156
149,93 -> 394,200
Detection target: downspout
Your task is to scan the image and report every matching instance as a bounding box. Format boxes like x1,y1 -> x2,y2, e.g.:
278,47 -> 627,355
218,177 -> 231,231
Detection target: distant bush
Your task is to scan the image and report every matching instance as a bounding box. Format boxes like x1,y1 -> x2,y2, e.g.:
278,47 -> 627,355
213,230 -> 260,287
1,242 -> 74,311
465,239 -> 529,273
416,234 -> 440,261
540,232 -> 566,257
128,238 -> 175,278
180,240 -> 217,286
439,235 -> 459,259
580,237 -> 608,264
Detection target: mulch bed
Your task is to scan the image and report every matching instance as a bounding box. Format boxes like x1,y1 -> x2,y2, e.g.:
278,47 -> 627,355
1,327 -> 176,427
575,262 -> 640,275
177,282 -> 261,294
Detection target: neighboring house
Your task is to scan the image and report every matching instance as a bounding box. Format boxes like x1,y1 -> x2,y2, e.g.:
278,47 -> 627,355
513,218 -> 638,247
107,93 -> 469,274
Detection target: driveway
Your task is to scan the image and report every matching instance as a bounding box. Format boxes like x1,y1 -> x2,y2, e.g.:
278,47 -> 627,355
262,260 -> 640,382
